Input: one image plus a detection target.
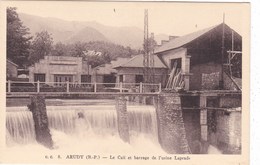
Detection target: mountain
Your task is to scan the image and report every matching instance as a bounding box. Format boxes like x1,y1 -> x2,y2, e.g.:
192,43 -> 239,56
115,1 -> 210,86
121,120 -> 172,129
19,13 -> 143,48
66,27 -> 109,43
19,13 -> 169,49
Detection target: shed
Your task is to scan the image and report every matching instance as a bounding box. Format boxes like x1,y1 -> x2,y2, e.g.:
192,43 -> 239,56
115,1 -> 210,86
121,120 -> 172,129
113,54 -> 168,85
155,23 -> 242,90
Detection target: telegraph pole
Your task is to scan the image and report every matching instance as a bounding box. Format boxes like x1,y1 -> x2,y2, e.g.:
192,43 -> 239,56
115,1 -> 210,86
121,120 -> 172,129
143,9 -> 155,84
220,13 -> 225,89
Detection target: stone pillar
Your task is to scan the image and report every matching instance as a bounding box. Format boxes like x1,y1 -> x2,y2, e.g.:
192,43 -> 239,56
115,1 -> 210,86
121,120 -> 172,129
200,95 -> 208,141
156,93 -> 190,154
27,95 -> 53,149
115,96 -> 130,143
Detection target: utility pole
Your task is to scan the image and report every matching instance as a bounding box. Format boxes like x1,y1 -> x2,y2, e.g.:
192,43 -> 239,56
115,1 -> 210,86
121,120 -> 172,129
143,9 -> 155,84
220,13 -> 225,89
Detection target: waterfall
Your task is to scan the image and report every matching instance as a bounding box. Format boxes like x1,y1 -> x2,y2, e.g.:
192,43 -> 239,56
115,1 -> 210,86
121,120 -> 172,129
6,108 -> 36,145
128,106 -> 158,142
6,105 -> 159,145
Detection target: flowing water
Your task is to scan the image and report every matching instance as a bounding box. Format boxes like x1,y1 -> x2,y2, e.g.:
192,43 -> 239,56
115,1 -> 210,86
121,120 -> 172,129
5,101 -> 222,156
6,104 -> 163,155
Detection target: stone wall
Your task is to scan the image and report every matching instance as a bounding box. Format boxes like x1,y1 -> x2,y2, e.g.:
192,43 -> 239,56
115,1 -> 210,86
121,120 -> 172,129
156,94 -> 190,154
201,72 -> 220,90
115,96 -> 130,143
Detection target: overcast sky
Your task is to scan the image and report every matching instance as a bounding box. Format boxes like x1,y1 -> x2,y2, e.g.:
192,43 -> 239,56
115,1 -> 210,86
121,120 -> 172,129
6,1 -> 248,36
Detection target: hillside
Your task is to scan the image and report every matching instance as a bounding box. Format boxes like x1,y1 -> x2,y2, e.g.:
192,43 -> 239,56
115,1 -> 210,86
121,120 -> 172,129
19,13 -> 168,49
66,27 -> 109,43
19,13 -> 143,48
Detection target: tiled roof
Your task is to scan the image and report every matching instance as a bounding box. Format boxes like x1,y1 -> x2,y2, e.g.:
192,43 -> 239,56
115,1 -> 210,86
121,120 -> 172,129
154,24 -> 220,53
113,54 -> 167,68
7,59 -> 18,67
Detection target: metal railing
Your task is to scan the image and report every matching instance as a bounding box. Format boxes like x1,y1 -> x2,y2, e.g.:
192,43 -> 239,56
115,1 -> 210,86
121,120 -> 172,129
6,81 -> 162,94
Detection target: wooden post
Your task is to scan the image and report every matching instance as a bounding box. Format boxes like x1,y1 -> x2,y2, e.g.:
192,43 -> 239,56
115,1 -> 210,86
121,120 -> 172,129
8,80 -> 11,93
37,80 -> 40,93
140,82 -> 143,93
120,82 -> 123,93
27,95 -> 53,149
94,82 -> 97,93
66,81 -> 69,93
158,83 -> 162,93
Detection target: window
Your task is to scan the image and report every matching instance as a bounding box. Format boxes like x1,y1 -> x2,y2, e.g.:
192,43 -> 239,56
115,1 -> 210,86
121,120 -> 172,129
54,75 -> 73,82
34,74 -> 45,82
171,58 -> 182,69
119,75 -> 124,83
135,75 -> 143,83
81,75 -> 91,83
103,75 -> 116,87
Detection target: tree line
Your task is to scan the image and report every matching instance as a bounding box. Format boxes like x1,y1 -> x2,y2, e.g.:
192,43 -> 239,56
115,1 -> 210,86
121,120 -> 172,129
7,7 -> 140,68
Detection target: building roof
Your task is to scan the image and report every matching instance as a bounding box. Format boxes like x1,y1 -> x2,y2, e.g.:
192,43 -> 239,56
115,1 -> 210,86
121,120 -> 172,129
113,54 -> 167,69
93,57 -> 131,74
7,59 -> 18,67
154,23 -> 230,53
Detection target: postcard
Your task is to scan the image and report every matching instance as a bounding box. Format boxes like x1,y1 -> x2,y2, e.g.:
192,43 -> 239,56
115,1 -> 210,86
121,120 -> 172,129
0,1 -> 250,165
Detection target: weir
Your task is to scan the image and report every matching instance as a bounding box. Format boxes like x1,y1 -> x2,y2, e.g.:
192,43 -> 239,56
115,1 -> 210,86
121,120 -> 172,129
6,91 -> 241,154
6,103 -> 159,148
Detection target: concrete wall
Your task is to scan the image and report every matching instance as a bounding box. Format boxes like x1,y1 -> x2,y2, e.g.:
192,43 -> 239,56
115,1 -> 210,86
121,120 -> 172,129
29,56 -> 91,83
182,109 -> 201,153
210,110 -> 241,154
190,62 -> 222,90
7,60 -> 18,79
159,48 -> 187,72
220,96 -> 241,108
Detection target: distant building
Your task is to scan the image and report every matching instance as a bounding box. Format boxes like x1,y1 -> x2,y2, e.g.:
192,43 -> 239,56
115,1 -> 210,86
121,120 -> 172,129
113,54 -> 168,85
28,56 -> 91,84
7,59 -> 18,80
155,23 -> 242,90
92,57 -> 131,87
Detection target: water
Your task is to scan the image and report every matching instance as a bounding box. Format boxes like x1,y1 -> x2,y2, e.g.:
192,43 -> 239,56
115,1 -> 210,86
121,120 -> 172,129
5,103 -> 222,156
6,105 -> 163,155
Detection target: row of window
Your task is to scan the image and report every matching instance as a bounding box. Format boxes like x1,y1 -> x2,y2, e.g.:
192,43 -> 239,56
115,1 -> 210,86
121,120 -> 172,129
34,74 -> 91,83
34,74 -> 145,84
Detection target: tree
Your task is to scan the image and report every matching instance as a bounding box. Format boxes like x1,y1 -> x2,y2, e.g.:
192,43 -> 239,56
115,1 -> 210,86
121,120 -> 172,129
52,42 -> 69,56
7,7 -> 32,67
29,31 -> 53,65
70,42 -> 86,57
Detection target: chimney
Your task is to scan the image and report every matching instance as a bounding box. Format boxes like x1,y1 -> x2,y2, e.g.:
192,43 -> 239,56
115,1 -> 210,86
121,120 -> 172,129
155,44 -> 161,49
169,36 -> 179,40
151,32 -> 154,39
161,40 -> 169,45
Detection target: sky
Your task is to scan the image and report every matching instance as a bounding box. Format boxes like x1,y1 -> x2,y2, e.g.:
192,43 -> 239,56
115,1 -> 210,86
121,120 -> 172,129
5,1 -> 249,37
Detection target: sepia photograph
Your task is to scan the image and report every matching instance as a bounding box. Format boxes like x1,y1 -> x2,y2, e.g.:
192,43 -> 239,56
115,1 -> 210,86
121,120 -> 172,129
0,1 -> 250,164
